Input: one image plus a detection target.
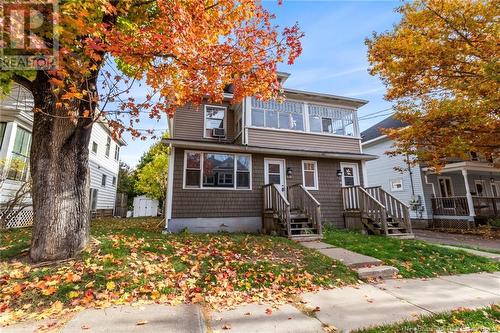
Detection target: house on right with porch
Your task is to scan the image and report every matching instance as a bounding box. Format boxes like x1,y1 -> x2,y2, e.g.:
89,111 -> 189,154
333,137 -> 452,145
361,115 -> 500,229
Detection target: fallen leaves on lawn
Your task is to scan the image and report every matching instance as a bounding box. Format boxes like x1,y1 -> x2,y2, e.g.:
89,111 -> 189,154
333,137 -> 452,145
0,228 -> 353,325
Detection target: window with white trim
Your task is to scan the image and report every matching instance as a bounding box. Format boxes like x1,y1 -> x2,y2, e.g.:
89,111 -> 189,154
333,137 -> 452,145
204,105 -> 226,138
390,178 -> 404,192
105,136 -> 111,157
309,104 -> 358,136
302,160 -> 318,190
184,151 -> 251,189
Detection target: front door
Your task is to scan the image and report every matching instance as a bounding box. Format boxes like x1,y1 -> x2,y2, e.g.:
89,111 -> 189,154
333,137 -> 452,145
340,162 -> 360,187
264,159 -> 286,194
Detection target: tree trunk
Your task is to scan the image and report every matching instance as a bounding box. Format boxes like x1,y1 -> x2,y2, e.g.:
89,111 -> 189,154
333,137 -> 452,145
29,73 -> 94,262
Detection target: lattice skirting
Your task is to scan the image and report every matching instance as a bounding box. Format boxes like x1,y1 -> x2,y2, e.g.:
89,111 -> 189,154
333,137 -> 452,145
431,218 -> 476,229
1,207 -> 34,229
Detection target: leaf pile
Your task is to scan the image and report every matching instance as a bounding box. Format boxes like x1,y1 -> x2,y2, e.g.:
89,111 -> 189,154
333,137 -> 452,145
0,218 -> 357,325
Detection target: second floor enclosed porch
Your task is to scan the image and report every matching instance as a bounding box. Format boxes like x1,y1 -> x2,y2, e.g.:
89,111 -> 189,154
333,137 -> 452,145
171,88 -> 367,154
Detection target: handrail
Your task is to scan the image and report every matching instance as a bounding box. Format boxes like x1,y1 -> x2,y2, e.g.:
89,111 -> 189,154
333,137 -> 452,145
364,186 -> 412,234
263,184 -> 291,236
342,186 -> 388,234
288,184 -> 322,235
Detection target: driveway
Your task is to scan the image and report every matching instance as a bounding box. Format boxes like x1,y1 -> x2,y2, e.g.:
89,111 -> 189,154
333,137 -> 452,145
414,229 -> 500,252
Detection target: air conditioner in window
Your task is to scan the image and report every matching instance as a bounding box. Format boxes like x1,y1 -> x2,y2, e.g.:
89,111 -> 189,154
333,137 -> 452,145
212,128 -> 226,138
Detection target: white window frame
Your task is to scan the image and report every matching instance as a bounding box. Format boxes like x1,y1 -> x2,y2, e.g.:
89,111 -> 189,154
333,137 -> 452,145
491,181 -> 499,197
390,178 -> 404,192
474,179 -> 486,197
91,141 -> 98,154
437,176 -> 454,197
182,150 -> 252,190
101,174 -> 107,187
203,105 -> 227,139
301,160 -> 319,190
339,162 -> 360,187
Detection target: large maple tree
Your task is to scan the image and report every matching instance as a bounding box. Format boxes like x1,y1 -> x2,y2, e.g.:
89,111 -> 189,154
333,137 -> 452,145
366,0 -> 499,169
0,0 -> 302,262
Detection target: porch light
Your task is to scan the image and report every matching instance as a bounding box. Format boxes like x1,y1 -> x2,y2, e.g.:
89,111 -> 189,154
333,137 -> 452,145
286,167 -> 293,179
491,177 -> 495,184
336,169 -> 342,177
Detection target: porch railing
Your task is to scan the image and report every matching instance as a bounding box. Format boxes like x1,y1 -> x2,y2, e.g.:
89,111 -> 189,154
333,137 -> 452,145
342,186 -> 388,234
288,184 -> 322,235
365,186 -> 412,233
263,184 -> 291,235
431,197 -> 469,216
472,197 -> 500,218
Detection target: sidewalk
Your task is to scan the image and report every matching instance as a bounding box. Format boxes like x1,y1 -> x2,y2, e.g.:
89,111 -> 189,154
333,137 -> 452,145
414,229 -> 500,252
4,272 -> 499,333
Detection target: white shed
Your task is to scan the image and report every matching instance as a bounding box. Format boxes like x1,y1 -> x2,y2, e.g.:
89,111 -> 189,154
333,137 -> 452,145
133,195 -> 159,217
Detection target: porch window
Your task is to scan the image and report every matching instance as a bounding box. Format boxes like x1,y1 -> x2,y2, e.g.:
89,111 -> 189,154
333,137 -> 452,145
204,105 -> 226,138
302,160 -> 318,190
184,151 -> 251,189
438,177 -> 454,197
308,104 -> 358,136
251,98 -> 304,131
8,126 -> 31,181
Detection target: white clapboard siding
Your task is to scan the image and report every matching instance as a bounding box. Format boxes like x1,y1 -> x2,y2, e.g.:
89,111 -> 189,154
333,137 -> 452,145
88,122 -> 122,211
0,84 -> 124,216
363,138 -> 431,219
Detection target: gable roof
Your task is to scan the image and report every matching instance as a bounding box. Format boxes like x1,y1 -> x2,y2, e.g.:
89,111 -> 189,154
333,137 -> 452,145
361,115 -> 405,143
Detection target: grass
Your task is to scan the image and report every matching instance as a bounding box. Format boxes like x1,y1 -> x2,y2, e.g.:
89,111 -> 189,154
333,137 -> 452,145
0,218 -> 357,324
323,228 -> 500,278
355,305 -> 500,333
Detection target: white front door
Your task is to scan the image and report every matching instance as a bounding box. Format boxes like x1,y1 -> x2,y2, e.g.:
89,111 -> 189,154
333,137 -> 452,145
264,159 -> 286,194
340,162 -> 360,187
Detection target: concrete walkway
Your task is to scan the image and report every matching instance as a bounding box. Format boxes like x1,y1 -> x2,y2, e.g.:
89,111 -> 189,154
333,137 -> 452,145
300,241 -> 399,280
4,272 -> 498,333
414,229 -> 500,251
438,244 -> 500,261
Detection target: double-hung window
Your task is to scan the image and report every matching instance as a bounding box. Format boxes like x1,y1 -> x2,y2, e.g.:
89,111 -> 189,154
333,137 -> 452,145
251,98 -> 304,131
8,127 -> 31,181
114,145 -> 120,161
204,105 -> 226,138
302,160 -> 318,190
184,151 -> 251,189
105,137 -> 111,157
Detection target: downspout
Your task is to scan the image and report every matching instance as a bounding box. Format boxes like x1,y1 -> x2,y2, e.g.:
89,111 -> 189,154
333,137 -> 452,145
406,153 -> 415,196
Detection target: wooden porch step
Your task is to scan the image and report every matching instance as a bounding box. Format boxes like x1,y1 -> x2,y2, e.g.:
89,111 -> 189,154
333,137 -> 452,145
290,227 -> 317,232
290,214 -> 308,219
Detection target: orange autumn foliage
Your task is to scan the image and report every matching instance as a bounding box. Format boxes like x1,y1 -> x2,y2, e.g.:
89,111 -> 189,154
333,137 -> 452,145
366,0 -> 499,170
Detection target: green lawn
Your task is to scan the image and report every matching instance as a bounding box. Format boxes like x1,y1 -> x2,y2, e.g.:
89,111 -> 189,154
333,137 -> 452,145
355,305 -> 500,333
323,228 -> 500,278
0,218 -> 357,324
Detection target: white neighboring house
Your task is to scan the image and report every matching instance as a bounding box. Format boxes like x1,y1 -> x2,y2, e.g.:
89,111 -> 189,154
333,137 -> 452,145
0,84 -> 126,227
361,115 -> 500,229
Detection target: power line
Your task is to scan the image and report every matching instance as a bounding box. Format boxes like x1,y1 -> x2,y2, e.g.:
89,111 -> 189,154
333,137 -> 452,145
358,107 -> 393,120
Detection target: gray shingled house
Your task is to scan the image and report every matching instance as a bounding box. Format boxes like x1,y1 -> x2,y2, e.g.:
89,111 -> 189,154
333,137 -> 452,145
163,73 -> 414,239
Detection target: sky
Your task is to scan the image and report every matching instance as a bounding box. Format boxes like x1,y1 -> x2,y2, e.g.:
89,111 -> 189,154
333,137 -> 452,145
119,0 -> 402,167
